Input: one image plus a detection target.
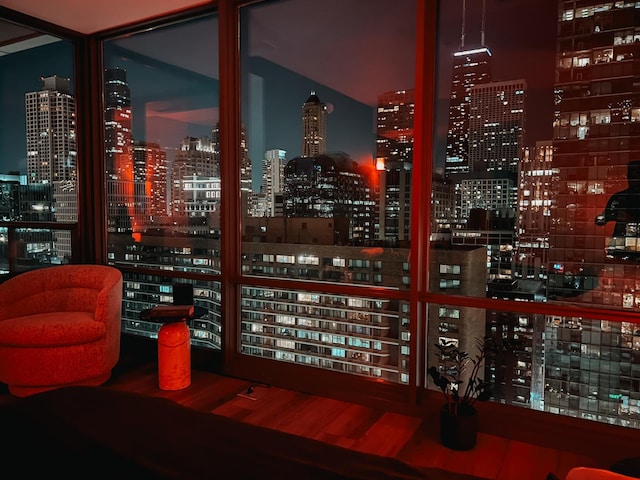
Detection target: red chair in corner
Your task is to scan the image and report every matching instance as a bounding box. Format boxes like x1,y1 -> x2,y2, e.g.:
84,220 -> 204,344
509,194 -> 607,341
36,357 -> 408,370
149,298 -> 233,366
0,264 -> 123,397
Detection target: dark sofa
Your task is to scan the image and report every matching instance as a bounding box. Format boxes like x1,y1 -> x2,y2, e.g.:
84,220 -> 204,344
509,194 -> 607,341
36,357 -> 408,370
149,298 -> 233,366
0,386 -> 484,479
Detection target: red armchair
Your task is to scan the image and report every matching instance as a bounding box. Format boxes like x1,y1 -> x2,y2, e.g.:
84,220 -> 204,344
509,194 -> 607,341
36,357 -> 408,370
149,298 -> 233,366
0,264 -> 123,397
566,468 -> 639,479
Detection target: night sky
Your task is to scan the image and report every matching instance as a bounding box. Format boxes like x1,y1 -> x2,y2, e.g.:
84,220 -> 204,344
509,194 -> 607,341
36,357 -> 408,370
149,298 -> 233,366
0,0 -> 558,182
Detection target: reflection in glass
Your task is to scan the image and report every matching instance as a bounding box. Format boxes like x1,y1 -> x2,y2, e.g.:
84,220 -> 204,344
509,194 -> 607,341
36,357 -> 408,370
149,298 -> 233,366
430,0 -> 640,429
103,14 -> 221,348
433,2 -> 640,303
427,303 -> 640,428
239,0 -> 416,382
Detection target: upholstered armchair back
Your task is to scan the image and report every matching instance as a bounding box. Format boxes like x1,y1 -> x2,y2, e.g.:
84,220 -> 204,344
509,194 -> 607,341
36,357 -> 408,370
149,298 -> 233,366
0,265 -> 123,328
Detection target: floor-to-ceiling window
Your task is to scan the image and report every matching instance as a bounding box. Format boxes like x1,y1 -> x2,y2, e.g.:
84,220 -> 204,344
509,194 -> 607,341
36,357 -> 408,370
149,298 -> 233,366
0,18 -> 77,276
238,0 -> 417,384
430,0 -> 640,428
103,13 -> 222,350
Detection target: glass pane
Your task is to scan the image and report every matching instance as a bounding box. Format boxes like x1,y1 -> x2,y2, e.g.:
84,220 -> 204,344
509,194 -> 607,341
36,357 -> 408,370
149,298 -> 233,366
241,285 -> 410,383
241,0 -> 416,272
123,275 -> 221,349
0,19 -> 76,277
426,302 -> 640,429
0,225 -> 77,276
239,0 -> 416,383
104,14 -> 221,349
433,0 -> 640,311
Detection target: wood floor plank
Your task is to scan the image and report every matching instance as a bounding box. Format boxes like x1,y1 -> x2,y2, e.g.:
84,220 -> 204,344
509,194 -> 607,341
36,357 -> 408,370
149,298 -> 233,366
312,431 -> 359,449
352,412 -> 423,457
443,433 -> 509,479
276,396 -> 352,438
396,423 -> 453,470
211,401 -> 254,421
497,440 -> 559,480
320,402 -> 381,440
234,387 -> 306,428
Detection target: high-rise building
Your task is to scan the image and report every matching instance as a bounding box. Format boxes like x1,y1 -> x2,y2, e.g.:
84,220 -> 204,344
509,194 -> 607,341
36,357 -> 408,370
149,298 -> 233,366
25,75 -> 76,259
171,136 -> 218,218
213,122 -> 251,216
376,89 -> 415,245
451,79 -> 525,234
25,76 -> 76,185
104,68 -> 133,178
431,170 -> 455,233
301,91 -> 327,157
449,79 -> 524,278
104,68 -> 145,235
260,149 -> 286,217
52,179 -> 77,259
284,153 -> 374,244
240,231 -> 411,384
516,141 -> 554,281
444,47 -> 492,176
0,173 -> 24,221
468,80 -> 526,174
543,0 -> 640,428
427,244 -> 488,387
457,172 -> 516,227
133,141 -> 167,218
548,1 -> 640,300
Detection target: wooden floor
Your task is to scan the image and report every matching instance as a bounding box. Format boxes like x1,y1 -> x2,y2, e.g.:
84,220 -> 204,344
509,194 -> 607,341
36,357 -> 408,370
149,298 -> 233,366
57,360 -> 601,480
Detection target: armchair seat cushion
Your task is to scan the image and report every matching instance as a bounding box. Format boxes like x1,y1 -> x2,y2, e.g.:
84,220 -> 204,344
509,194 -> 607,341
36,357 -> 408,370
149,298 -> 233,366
0,312 -> 104,347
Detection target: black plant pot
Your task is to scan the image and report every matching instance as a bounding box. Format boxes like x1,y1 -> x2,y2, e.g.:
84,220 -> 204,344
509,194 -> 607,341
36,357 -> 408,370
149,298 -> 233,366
439,405 -> 478,450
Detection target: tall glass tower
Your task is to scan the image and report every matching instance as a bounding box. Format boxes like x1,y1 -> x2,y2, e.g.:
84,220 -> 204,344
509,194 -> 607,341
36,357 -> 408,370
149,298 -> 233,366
25,75 -> 76,184
301,91 -> 327,157
545,0 -> 640,428
376,89 -> 415,245
444,47 -> 492,176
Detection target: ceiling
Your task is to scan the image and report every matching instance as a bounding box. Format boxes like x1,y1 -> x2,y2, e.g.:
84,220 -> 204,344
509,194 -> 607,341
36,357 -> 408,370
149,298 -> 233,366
0,0 -> 210,34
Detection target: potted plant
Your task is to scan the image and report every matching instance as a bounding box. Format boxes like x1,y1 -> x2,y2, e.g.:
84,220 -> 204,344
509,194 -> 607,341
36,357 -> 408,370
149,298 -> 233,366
427,336 -> 498,450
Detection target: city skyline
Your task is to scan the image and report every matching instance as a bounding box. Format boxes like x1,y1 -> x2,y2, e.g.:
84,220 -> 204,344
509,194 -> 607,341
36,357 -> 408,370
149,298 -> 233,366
0,0 -> 557,177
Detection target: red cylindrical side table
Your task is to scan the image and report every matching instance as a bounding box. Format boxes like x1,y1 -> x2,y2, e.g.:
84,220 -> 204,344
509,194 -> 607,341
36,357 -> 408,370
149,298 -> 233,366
157,320 -> 191,390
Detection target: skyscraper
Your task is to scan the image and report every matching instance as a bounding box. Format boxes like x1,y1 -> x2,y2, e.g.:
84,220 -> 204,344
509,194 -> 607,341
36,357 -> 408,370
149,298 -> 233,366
213,122 -> 251,216
548,1 -> 640,300
376,89 -> 415,245
444,47 -> 492,176
25,75 -> 76,260
468,80 -> 526,174
544,0 -> 640,428
301,91 -> 327,157
171,136 -> 218,218
262,149 -> 286,217
133,141 -> 167,218
25,75 -> 76,184
516,141 -> 554,281
284,153 -> 374,244
104,68 -> 132,178
104,68 -> 143,235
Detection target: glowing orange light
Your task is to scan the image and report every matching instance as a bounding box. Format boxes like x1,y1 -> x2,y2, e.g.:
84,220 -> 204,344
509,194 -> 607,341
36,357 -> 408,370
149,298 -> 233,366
361,247 -> 384,256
